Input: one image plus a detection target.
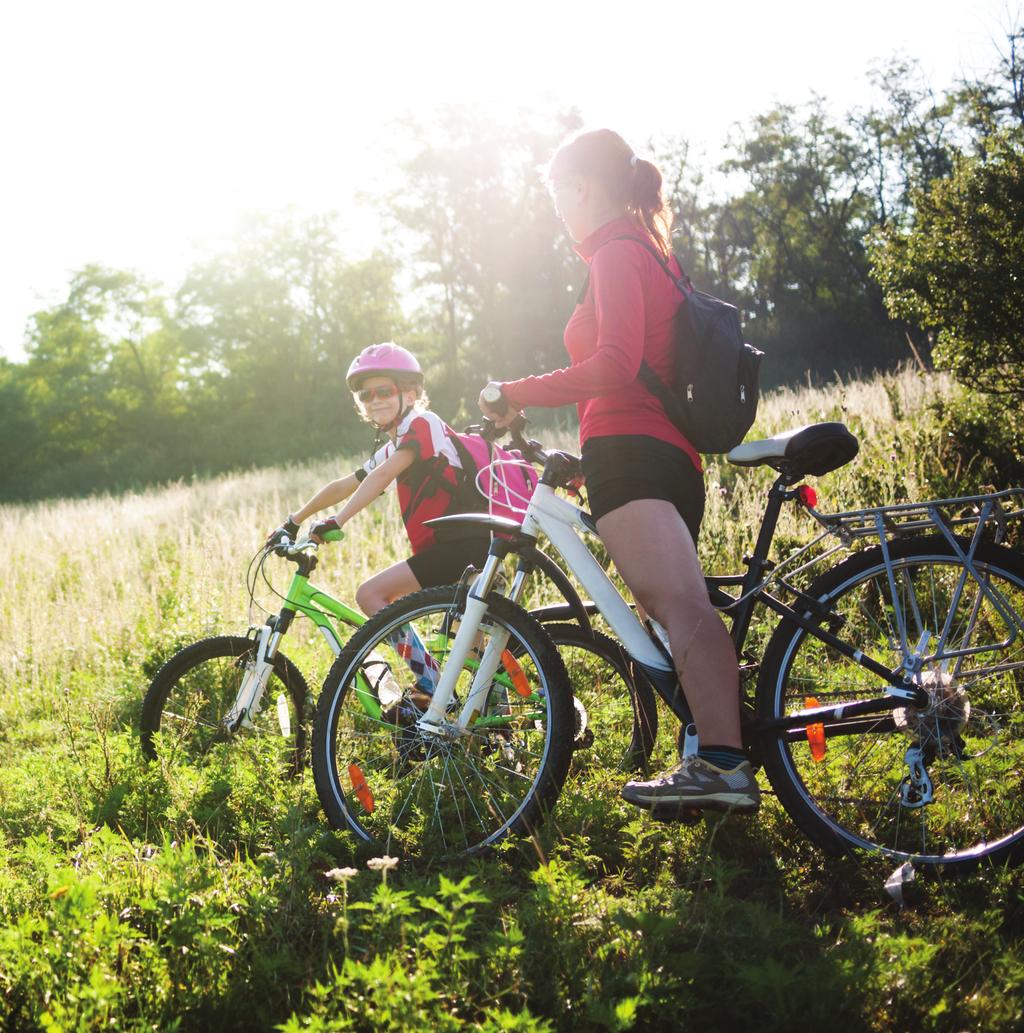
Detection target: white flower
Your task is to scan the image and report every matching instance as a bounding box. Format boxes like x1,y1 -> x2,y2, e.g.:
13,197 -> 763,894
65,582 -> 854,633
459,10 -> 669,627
325,867 -> 359,882
366,855 -> 399,873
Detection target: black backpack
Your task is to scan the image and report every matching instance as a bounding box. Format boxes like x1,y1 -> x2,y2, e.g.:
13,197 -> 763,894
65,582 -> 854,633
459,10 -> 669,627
584,235 -> 763,454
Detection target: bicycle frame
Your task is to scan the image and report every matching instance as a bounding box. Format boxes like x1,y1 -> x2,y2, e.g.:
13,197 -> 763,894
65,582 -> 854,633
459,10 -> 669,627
231,542 -> 568,732
419,482 -> 674,733
417,472 -> 933,740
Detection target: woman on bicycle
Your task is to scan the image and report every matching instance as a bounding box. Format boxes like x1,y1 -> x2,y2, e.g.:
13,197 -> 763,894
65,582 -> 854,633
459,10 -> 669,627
267,343 -> 490,616
479,128 -> 759,815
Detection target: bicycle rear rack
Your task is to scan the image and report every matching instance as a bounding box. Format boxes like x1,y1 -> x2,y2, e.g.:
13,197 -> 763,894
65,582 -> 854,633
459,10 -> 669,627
805,487 -> 1024,670
808,487 -> 1024,547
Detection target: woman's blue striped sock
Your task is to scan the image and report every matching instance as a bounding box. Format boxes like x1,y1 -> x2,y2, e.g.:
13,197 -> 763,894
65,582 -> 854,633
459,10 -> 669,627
696,745 -> 746,770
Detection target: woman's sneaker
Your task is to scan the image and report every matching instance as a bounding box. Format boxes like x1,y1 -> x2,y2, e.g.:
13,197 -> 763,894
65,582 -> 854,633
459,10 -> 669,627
621,756 -> 761,817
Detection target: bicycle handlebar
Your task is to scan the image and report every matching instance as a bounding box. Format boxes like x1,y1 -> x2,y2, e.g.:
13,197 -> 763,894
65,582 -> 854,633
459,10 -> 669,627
271,528 -> 344,559
480,383 -> 508,415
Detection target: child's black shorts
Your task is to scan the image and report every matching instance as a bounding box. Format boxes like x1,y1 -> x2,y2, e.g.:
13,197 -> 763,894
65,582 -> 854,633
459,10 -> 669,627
406,534 -> 491,589
581,434 -> 705,542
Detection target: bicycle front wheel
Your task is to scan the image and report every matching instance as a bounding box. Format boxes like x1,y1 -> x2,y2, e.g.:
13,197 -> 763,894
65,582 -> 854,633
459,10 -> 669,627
312,586 -> 574,858
140,635 -> 307,771
757,536 -> 1024,871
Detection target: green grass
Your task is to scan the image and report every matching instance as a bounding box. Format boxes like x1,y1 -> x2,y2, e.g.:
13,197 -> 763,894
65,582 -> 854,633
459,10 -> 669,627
1,366 -> 1023,1031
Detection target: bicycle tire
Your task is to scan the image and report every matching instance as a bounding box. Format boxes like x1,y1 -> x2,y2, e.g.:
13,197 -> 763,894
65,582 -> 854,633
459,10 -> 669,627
530,622 -> 657,771
756,535 -> 1024,872
312,586 -> 574,858
140,635 -> 308,771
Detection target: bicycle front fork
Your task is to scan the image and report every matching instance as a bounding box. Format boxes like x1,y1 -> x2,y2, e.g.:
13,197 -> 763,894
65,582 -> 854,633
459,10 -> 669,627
223,620 -> 282,731
417,553 -> 526,734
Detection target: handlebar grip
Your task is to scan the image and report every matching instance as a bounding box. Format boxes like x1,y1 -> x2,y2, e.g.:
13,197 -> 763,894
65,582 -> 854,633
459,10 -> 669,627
321,528 -> 344,543
481,383 -> 509,416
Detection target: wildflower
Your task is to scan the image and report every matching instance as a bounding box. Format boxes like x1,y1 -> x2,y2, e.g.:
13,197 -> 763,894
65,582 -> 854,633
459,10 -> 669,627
325,867 -> 359,882
366,856 -> 399,873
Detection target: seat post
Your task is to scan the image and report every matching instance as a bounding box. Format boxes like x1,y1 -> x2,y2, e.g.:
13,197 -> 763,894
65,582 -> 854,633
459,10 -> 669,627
728,473 -> 793,649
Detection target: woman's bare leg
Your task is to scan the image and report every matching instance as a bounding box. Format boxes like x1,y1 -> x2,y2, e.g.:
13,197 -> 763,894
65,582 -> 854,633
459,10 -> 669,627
596,499 -> 742,749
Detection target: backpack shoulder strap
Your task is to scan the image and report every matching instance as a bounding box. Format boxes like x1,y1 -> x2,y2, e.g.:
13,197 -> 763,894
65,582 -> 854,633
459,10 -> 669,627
572,234 -> 694,440
576,234 -> 693,306
605,235 -> 694,296
447,430 -> 481,480
602,237 -> 696,436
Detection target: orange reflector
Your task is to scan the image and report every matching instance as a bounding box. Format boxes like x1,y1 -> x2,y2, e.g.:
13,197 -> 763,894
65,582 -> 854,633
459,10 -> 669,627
348,763 -> 375,812
501,649 -> 532,697
804,696 -> 826,762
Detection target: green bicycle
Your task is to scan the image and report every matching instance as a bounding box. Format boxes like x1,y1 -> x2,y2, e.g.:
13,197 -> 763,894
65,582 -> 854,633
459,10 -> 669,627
139,530 -> 655,772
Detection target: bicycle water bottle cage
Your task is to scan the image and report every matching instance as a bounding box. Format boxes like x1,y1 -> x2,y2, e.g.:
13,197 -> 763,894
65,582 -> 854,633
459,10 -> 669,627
727,423 -> 859,480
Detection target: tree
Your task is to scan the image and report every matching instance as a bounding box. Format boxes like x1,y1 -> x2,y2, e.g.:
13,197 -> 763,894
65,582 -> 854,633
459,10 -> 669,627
176,211 -> 405,465
381,107 -> 583,420
854,58 -> 955,231
12,266 -> 187,497
869,132 -> 1024,401
0,359 -> 42,500
721,99 -> 901,381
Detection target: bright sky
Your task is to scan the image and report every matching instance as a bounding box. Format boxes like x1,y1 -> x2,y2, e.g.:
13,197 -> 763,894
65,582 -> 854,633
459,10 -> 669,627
0,0 -> 1015,359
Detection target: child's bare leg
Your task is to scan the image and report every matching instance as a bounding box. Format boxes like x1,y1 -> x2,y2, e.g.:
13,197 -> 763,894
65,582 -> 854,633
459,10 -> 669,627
356,561 -> 422,616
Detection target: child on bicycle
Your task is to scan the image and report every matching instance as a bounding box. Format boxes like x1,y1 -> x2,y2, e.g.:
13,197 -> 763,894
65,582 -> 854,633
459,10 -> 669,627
266,343 -> 491,617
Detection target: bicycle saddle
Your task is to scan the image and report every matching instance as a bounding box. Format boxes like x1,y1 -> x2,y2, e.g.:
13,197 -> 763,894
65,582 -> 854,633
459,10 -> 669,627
727,422 -> 859,478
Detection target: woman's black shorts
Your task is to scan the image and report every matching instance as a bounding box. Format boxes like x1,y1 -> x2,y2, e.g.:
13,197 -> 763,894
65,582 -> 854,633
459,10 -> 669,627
406,534 -> 491,589
581,434 -> 705,541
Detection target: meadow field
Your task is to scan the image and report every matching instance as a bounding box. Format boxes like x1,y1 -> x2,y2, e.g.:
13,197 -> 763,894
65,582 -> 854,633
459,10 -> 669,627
1,367 -> 1022,1031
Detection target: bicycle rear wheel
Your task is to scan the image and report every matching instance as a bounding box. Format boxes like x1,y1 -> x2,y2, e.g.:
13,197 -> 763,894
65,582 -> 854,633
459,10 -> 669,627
140,635 -> 307,770
757,536 -> 1024,872
312,586 -> 574,858
532,623 -> 656,772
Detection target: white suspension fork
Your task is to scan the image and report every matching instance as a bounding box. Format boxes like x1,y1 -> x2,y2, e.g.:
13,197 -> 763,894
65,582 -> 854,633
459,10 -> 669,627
453,553 -> 547,727
417,554 -> 504,732
456,624 -> 513,730
223,623 -> 279,730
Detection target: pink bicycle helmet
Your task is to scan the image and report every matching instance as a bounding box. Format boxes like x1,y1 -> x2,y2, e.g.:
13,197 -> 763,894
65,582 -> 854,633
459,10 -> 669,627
346,343 -> 423,390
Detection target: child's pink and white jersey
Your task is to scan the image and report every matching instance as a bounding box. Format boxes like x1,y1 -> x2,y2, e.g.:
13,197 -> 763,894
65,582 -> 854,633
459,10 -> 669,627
357,410 -> 477,553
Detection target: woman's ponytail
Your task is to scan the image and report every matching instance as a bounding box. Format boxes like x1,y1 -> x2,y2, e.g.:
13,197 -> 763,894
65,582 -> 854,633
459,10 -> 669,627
629,157 -> 672,259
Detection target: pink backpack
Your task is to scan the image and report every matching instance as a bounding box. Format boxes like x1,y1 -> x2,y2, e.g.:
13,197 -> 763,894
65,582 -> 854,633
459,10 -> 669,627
448,431 -> 539,524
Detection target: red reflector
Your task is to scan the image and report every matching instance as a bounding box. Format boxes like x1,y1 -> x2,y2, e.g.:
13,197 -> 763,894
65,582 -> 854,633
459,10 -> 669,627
797,485 -> 818,508
804,696 -> 827,762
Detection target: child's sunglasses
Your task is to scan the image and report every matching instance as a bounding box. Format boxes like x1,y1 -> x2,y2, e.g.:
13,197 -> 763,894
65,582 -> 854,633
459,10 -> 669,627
356,385 -> 399,403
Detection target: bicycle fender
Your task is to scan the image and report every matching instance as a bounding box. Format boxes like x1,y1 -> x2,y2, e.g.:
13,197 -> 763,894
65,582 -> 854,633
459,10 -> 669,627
424,514 -> 536,543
